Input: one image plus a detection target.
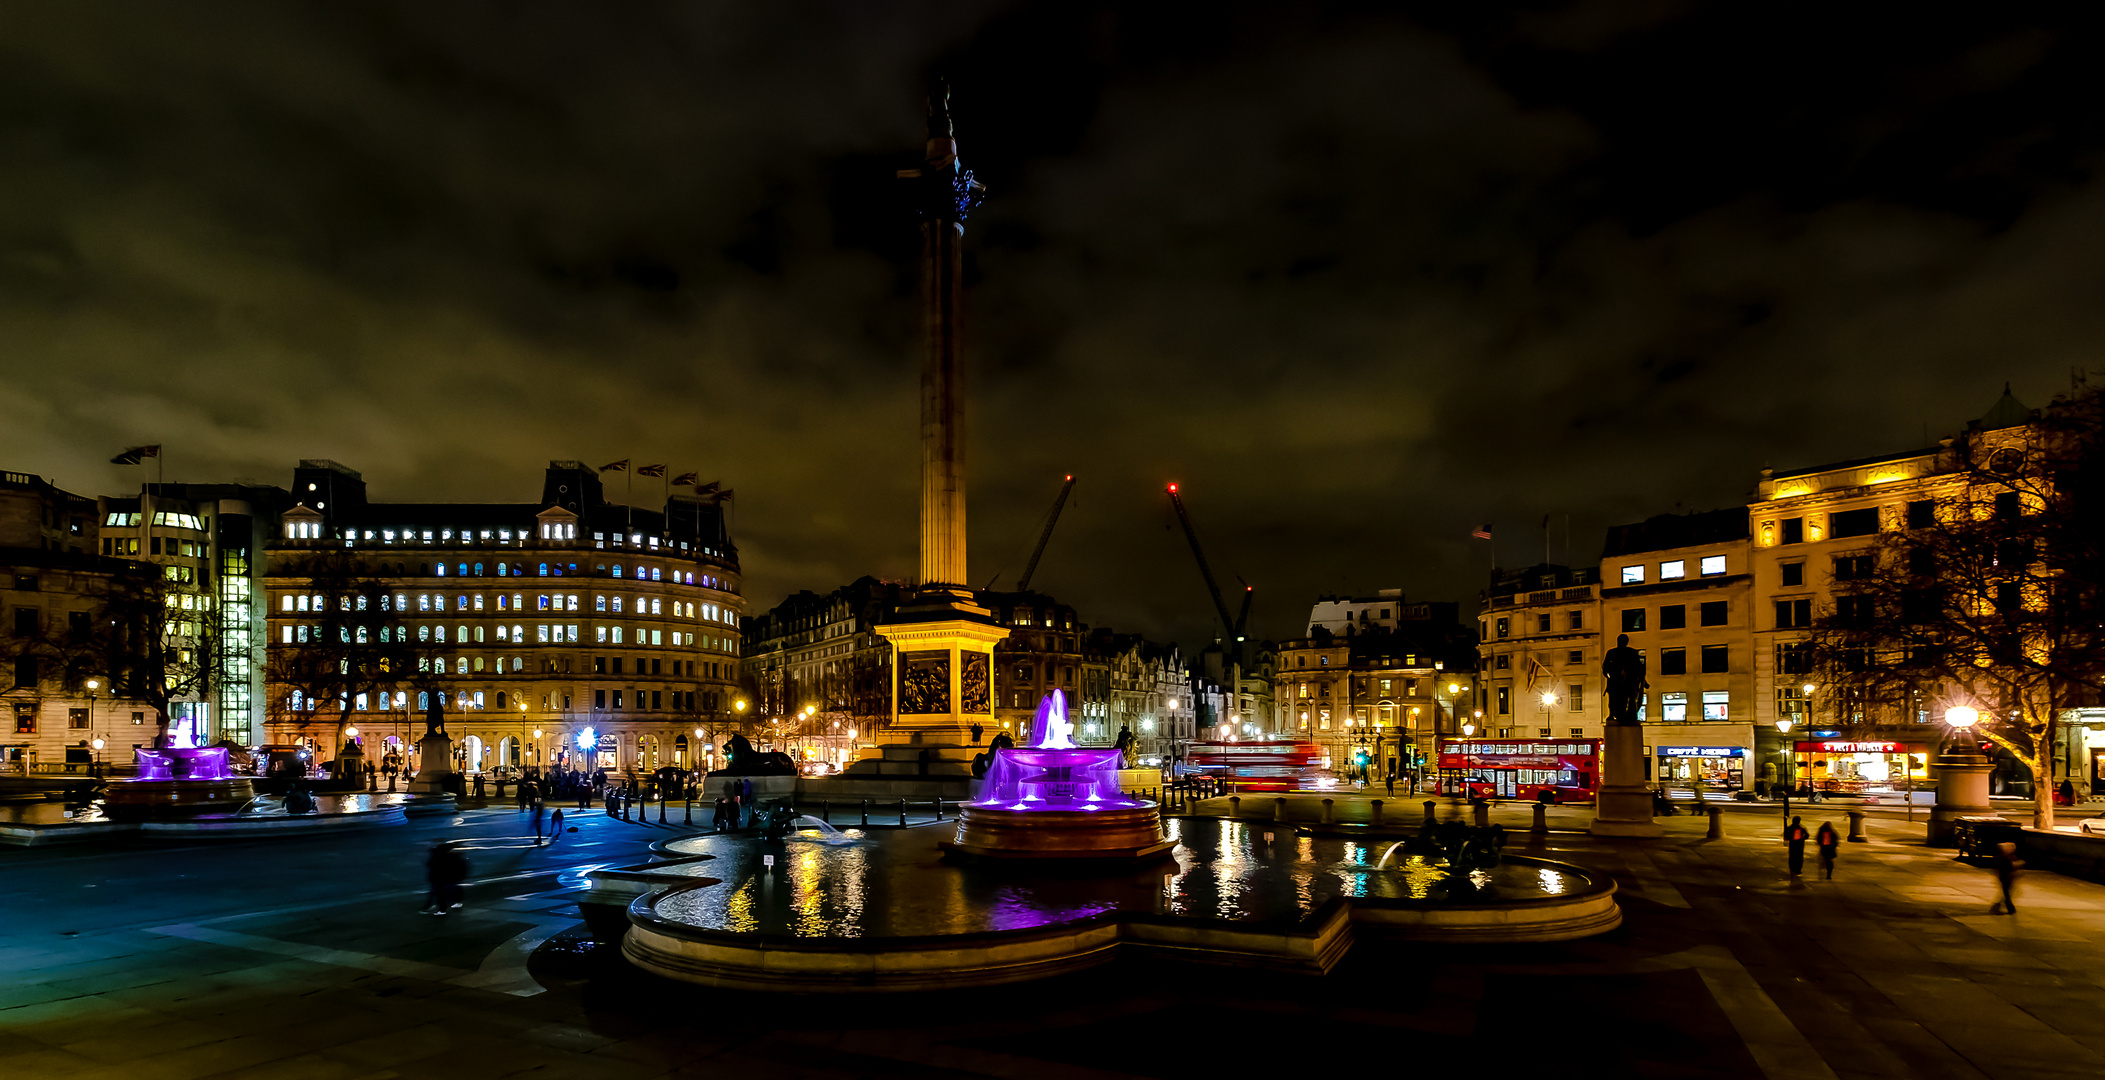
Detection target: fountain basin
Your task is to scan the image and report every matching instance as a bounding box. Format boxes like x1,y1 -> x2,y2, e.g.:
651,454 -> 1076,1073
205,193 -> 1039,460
939,803 -> 1175,862
621,819 -> 1619,992
104,746 -> 256,821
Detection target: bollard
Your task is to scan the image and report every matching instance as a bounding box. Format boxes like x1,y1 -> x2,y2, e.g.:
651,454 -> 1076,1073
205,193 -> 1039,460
899,798 -> 908,827
1423,800 -> 1437,826
821,801 -> 830,824
684,797 -> 692,826
1371,799 -> 1384,828
659,796 -> 667,824
1321,798 -> 1335,825
861,799 -> 869,827
1472,800 -> 1490,828
937,799 -> 946,821
1707,806 -> 1724,840
1275,797 -> 1289,822
1229,795 -> 1242,819
1532,801 -> 1548,834
1846,809 -> 1867,843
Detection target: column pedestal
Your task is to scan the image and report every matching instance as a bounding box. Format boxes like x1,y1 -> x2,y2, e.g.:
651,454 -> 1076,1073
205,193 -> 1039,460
1928,750 -> 1994,847
1590,724 -> 1662,837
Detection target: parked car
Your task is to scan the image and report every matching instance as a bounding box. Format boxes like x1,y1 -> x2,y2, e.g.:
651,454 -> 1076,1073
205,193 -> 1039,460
2076,816 -> 2105,835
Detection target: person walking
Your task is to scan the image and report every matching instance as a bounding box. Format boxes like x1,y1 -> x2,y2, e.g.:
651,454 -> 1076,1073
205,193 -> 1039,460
1815,821 -> 1840,879
1990,841 -> 2024,914
549,806 -> 565,845
424,841 -> 468,913
1783,816 -> 1810,877
531,799 -> 546,846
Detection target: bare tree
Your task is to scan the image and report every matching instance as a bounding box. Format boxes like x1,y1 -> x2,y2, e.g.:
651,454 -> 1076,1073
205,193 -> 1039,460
266,551 -> 441,764
1809,386 -> 2105,828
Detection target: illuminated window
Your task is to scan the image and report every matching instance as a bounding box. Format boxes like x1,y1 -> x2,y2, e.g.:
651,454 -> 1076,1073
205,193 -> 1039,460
1702,691 -> 1729,720
1700,555 -> 1727,576
1659,560 -> 1685,580
1621,565 -> 1644,584
1661,692 -> 1687,722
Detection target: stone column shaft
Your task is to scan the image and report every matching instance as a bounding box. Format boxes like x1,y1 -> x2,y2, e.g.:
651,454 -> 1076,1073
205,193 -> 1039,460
919,219 -> 968,592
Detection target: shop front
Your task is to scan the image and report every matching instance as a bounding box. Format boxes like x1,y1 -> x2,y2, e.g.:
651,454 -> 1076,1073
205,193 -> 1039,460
1794,738 -> 1929,796
1656,745 -> 1748,793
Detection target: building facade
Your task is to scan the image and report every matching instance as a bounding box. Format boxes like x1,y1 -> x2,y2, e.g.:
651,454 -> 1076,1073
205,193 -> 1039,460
263,460 -> 744,778
1477,564 -> 1602,742
742,577 -> 905,767
1597,510 -> 1760,793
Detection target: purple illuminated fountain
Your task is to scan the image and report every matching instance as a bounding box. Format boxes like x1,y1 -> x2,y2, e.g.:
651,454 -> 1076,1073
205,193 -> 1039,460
941,690 -> 1174,862
104,745 -> 256,820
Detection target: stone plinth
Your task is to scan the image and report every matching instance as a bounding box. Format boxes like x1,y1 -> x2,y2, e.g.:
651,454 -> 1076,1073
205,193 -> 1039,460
1928,750 -> 1995,847
1590,724 -> 1662,837
410,733 -> 455,794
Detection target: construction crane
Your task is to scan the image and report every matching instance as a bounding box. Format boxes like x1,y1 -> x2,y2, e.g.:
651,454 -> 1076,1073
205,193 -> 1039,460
1014,475 -> 1076,591
1166,482 -> 1253,664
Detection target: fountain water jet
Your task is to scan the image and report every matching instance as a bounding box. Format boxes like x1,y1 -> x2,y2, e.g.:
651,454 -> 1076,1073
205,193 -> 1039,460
939,690 -> 1174,862
103,746 -> 256,820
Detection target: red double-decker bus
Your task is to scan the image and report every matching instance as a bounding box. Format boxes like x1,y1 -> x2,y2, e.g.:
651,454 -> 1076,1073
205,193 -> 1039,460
1435,738 -> 1600,803
1185,739 -> 1325,793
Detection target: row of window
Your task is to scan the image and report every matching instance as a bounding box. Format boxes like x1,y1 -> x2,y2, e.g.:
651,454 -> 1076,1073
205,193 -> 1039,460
1489,611 -> 1584,639
1490,686 -> 1730,720
277,623 -> 725,649
1619,601 -> 1730,632
276,592 -> 725,620
1619,555 -> 1729,584
290,686 -> 714,714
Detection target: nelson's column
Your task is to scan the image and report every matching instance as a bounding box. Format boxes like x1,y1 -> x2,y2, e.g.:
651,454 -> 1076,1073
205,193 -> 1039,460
852,83 -> 1007,778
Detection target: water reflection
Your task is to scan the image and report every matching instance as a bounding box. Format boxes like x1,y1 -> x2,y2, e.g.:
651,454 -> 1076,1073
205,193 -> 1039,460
648,817 -> 1592,940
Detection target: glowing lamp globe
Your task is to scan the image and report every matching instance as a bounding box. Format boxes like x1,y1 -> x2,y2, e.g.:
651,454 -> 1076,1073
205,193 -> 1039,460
1946,705 -> 1980,730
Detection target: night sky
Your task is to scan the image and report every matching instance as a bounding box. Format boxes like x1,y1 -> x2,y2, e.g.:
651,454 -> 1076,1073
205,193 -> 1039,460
3,3 -> 2102,649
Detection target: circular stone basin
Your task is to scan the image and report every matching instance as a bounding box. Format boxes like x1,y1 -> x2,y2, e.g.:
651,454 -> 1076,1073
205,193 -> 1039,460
628,818 -> 1618,992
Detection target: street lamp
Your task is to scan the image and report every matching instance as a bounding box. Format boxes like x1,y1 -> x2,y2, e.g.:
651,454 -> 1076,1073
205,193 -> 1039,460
1945,704 -> 1981,758
1775,716 -> 1795,796
84,678 -> 100,777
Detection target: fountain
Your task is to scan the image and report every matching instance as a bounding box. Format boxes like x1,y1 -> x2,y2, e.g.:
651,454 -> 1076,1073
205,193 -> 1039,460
784,815 -> 857,844
103,745 -> 256,820
939,690 -> 1175,862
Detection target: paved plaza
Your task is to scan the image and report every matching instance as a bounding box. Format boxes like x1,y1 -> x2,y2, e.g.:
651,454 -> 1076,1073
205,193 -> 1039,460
1,800 -> 2101,1080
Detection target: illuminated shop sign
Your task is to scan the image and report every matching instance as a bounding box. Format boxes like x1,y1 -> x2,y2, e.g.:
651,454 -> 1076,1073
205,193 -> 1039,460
1796,740 -> 1911,753
1659,746 -> 1746,758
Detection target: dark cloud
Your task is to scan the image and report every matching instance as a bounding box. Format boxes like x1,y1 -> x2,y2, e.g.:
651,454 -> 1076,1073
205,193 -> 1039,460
2,1 -> 2101,649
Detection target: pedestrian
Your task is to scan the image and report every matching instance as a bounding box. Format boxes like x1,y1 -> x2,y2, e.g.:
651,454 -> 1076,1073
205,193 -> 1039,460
532,799 -> 545,846
424,841 -> 468,914
1815,821 -> 1840,879
549,807 -> 565,845
1784,816 -> 1809,877
1990,841 -> 2024,914
1385,772 -> 1395,797
712,797 -> 728,832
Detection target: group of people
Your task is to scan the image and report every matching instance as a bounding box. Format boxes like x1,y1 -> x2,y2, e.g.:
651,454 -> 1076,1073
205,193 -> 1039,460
710,777 -> 759,832
1781,814 -> 2023,912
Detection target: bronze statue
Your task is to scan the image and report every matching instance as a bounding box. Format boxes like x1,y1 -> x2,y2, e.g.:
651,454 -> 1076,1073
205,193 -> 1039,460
1113,724 -> 1138,768
1602,633 -> 1648,726
423,698 -> 447,737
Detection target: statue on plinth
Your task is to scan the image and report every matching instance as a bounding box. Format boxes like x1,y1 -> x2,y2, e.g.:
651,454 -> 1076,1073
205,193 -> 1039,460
1603,633 -> 1648,726
412,698 -> 455,795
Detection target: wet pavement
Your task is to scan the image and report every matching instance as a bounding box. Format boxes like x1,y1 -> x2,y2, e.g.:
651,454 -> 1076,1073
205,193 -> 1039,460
2,801 -> 2103,1079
